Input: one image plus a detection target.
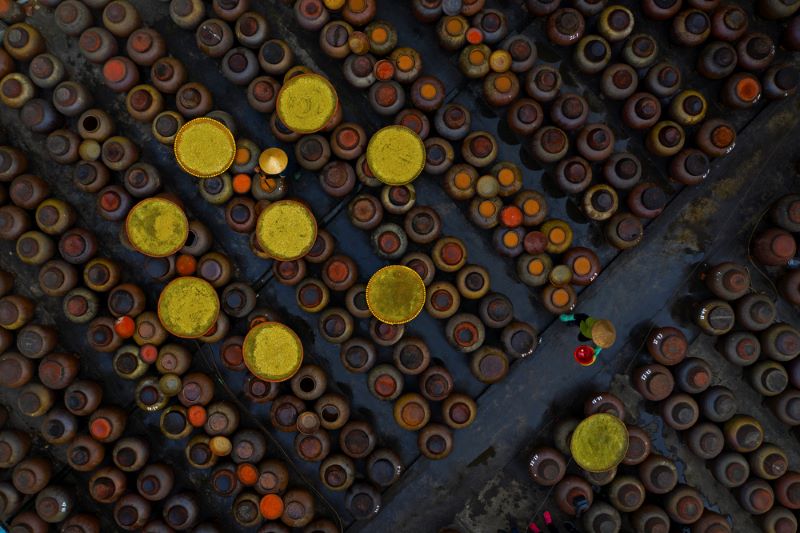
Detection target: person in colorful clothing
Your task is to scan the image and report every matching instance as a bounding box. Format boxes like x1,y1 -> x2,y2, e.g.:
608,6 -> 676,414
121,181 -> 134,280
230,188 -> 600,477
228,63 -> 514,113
558,313 -> 617,366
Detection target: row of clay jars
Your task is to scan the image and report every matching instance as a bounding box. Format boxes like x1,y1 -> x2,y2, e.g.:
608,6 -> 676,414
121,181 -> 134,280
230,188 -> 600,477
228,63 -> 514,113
533,397 -> 797,531
634,369 -> 794,517
48,2 -> 520,330
526,392 -> 721,529
0,77 -> 260,352
0,379 -> 206,530
690,264 -> 800,408
412,6 -> 744,174
284,0 -> 669,271
752,201 -> 800,308
0,346 -> 324,528
7,18 -> 404,512
4,7 -> 362,524
0,145 -> 246,353
229,347 -> 410,480
609,301 -> 800,523
158,0 -> 580,342
54,0 -> 536,366
636,326 -> 796,460
0,55 -> 328,532
279,226 -> 534,382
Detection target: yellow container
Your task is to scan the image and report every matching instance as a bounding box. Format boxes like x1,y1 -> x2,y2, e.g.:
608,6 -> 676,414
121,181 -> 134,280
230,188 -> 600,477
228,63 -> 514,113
366,125 -> 426,186
276,73 -> 339,134
174,118 -> 236,178
125,198 -> 189,257
243,322 -> 304,382
255,200 -> 318,261
158,277 -> 220,339
366,265 -> 426,325
570,413 -> 629,472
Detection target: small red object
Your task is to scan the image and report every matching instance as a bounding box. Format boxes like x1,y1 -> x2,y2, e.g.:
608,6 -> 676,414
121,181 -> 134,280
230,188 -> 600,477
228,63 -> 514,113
374,59 -> 395,81
466,27 -> 484,45
187,405 -> 207,427
114,315 -> 135,338
500,205 -> 523,228
573,345 -> 596,366
176,254 -> 197,276
543,511 -> 553,525
139,344 -> 158,364
528,523 -> 541,533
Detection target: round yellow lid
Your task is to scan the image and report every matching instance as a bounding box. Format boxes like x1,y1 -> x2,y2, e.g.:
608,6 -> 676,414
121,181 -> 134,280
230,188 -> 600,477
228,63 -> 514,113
125,198 -> 189,258
276,73 -> 338,134
174,118 -> 236,178
258,147 -> 289,175
243,322 -> 304,382
366,125 -> 426,186
366,265 -> 426,325
255,200 -> 318,261
158,277 -> 220,339
570,414 -> 629,473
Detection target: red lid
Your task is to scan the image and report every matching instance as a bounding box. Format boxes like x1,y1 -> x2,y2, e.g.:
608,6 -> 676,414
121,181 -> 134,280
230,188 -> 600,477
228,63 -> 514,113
114,316 -> 135,338
466,27 -> 484,45
90,417 -> 112,440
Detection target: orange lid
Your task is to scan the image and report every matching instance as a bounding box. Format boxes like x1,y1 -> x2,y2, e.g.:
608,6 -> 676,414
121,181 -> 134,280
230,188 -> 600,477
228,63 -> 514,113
0,0 -> 14,16
90,417 -> 112,440
445,18 -> 464,36
260,494 -> 285,520
187,405 -> 207,427
348,0 -> 366,11
114,316 -> 135,338
573,256 -> 592,276
396,54 -> 415,72
736,77 -> 760,102
175,254 -> 196,276
466,28 -> 483,45
103,58 -> 128,83
326,260 -> 349,283
237,463 -> 259,486
234,147 -> 250,165
523,198 -> 541,216
497,168 -> 515,186
502,231 -> 520,248
549,227 -> 567,245
371,27 -> 388,44
419,82 -> 438,100
478,200 -> 496,218
493,74 -> 512,92
139,344 -> 158,364
375,59 -> 395,81
711,125 -> 734,148
551,288 -> 570,307
337,127 -> 360,149
500,205 -> 523,228
468,49 -> 485,66
232,173 -> 252,194
99,190 -> 119,211
528,259 -> 545,276
258,176 -> 279,194
454,171 -> 472,190
129,32 -> 153,53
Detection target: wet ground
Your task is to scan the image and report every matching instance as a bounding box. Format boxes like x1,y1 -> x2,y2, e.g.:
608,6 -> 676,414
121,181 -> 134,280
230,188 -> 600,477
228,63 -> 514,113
0,0 -> 798,531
